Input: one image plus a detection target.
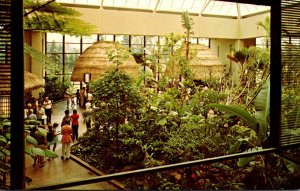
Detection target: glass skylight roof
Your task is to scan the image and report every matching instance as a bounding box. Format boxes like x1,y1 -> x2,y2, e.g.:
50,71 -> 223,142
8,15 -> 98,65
56,0 -> 270,17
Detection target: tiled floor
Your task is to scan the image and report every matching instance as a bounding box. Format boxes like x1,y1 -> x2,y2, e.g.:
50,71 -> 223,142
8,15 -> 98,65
25,99 -> 118,190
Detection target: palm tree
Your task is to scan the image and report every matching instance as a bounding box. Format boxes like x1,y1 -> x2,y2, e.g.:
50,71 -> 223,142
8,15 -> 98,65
23,0 -> 96,75
256,16 -> 270,48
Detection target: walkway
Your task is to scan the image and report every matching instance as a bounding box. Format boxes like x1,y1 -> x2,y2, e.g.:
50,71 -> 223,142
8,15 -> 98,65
25,99 -> 119,190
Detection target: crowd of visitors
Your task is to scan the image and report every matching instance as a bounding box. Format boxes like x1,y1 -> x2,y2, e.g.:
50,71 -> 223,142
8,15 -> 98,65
25,88 -> 94,168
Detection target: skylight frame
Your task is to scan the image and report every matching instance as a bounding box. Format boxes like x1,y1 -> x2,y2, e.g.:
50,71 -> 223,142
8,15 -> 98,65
56,0 -> 270,18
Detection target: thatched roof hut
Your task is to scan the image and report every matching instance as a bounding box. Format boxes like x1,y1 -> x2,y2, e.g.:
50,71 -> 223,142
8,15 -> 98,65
24,71 -> 44,92
0,70 -> 43,93
71,41 -> 140,82
165,44 -> 224,80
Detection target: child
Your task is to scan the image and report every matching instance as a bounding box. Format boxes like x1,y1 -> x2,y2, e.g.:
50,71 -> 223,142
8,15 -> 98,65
47,123 -> 59,152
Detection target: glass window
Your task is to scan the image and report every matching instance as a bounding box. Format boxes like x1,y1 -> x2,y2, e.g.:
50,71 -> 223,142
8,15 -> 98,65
65,35 -> 81,43
82,34 -> 98,43
99,35 -> 114,41
65,54 -> 80,74
82,43 -> 93,52
131,45 -> 144,54
146,36 -> 158,46
65,43 -> 80,53
46,53 -> 63,75
46,42 -> 63,53
131,36 -> 144,45
47,33 -> 63,43
198,38 -> 209,46
115,35 -> 129,45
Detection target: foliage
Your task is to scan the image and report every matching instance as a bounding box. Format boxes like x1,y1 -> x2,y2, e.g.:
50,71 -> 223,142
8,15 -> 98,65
225,46 -> 270,106
24,43 -> 56,68
256,16 -> 270,48
44,76 -> 70,101
106,42 -> 130,70
90,70 -> 145,140
181,11 -> 194,60
24,0 -> 96,36
0,119 -> 10,189
70,14 -> 300,188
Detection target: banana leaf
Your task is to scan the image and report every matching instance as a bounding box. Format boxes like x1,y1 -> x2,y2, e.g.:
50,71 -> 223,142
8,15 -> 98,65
31,147 -> 46,156
38,127 -> 48,136
26,136 -> 38,146
0,135 -> 7,143
209,104 -> 257,129
228,140 -> 243,154
44,149 -> 58,158
238,156 -> 255,167
255,77 -> 270,141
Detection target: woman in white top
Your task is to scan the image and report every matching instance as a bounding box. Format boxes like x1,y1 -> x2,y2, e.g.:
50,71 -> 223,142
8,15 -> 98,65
43,96 -> 52,124
36,104 -> 46,125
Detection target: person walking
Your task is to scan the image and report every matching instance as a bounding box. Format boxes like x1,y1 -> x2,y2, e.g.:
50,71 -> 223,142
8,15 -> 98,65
61,109 -> 71,127
70,109 -> 79,141
76,89 -> 80,106
47,123 -> 59,152
61,123 -> 73,160
36,104 -> 46,125
80,87 -> 85,107
43,96 -> 52,124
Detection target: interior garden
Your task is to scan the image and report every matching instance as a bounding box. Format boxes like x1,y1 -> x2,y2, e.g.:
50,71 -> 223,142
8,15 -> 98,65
68,13 -> 300,190
1,0 -> 300,189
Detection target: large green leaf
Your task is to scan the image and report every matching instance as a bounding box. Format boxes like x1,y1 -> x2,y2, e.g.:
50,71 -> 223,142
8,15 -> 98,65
31,147 -> 46,156
209,104 -> 257,129
38,128 -> 48,136
0,135 -> 7,143
25,147 -> 34,156
158,118 -> 167,126
26,136 -> 38,146
228,140 -> 243,154
255,78 -> 270,141
238,156 -> 255,167
44,149 -> 58,158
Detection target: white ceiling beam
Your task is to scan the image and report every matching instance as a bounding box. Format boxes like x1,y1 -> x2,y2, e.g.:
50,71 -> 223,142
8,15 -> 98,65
200,0 -> 211,15
180,0 -> 185,10
154,0 -> 160,12
236,3 -> 241,19
190,0 -> 196,10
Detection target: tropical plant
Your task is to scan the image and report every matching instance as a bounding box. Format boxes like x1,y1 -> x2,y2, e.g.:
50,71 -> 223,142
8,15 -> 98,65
23,0 -> 96,82
90,70 -> 145,141
24,0 -> 95,36
24,126 -> 58,159
0,119 -> 11,189
44,76 -> 70,101
181,11 -> 194,61
106,42 -> 130,70
256,16 -> 270,48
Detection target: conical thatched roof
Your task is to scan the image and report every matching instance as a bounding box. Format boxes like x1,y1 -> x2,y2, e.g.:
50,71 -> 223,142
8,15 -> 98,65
165,44 -> 224,80
0,71 -> 44,93
71,41 -> 140,82
190,44 -> 224,80
24,71 -> 44,92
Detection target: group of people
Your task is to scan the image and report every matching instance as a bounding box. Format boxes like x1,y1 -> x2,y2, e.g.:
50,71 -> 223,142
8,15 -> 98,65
30,123 -> 59,168
25,95 -> 53,125
29,108 -> 81,168
25,93 -> 85,168
65,87 -> 93,110
26,88 -> 97,168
